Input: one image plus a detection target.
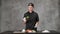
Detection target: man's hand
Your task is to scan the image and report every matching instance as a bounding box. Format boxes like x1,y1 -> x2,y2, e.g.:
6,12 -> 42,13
23,17 -> 26,24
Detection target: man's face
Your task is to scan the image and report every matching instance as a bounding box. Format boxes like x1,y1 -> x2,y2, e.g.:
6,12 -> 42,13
28,6 -> 33,13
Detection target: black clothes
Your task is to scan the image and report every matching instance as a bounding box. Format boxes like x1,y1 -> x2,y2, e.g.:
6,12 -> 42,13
23,11 -> 39,31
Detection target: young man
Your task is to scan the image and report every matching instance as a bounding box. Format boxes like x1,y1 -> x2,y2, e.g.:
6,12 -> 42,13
23,3 -> 39,33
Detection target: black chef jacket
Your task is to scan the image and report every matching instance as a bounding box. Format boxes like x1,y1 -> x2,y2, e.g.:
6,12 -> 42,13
23,11 -> 39,31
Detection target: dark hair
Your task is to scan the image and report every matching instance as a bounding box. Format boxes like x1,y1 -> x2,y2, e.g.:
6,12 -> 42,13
28,3 -> 34,8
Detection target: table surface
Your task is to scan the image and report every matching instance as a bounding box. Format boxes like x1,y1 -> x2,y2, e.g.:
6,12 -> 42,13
0,30 -> 60,34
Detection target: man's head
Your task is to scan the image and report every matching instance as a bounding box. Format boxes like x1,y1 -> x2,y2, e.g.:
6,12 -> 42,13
28,3 -> 34,13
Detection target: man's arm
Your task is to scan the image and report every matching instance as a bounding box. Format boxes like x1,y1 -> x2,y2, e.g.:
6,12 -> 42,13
35,22 -> 39,27
23,13 -> 27,24
35,14 -> 39,27
36,22 -> 39,25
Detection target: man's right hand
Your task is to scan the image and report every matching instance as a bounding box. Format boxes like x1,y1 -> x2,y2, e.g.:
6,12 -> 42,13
23,17 -> 26,24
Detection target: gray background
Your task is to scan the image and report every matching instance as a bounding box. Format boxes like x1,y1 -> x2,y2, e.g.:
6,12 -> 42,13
0,0 -> 60,33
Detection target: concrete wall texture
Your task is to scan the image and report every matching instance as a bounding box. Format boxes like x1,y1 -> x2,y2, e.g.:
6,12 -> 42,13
0,0 -> 60,32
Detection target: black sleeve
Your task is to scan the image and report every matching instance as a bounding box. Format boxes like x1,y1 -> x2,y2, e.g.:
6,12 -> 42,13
23,13 -> 27,18
36,14 -> 39,22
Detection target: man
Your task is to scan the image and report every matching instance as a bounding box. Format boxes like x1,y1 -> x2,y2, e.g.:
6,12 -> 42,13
23,3 -> 39,33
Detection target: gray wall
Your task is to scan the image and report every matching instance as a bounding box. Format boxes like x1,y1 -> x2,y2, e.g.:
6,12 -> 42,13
57,0 -> 60,32
0,0 -> 1,32
0,0 -> 60,32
